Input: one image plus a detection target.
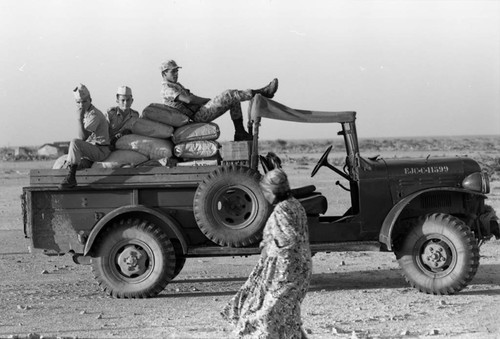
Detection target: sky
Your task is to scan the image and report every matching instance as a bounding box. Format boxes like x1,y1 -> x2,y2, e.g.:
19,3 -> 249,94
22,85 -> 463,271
0,0 -> 499,147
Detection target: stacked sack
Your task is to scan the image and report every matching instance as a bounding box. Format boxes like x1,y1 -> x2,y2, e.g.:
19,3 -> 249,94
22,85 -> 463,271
143,103 -> 221,163
93,103 -> 189,168
171,121 -> 221,164
93,103 -> 221,168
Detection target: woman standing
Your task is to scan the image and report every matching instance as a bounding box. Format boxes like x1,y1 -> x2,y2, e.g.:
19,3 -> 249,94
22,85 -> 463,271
222,169 -> 312,338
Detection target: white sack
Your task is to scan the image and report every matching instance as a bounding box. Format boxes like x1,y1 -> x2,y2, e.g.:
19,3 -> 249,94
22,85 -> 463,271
52,154 -> 69,169
116,134 -> 174,160
174,140 -> 220,159
91,150 -> 148,168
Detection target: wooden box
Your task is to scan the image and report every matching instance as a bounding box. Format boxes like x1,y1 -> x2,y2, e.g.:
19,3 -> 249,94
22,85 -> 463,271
220,141 -> 252,161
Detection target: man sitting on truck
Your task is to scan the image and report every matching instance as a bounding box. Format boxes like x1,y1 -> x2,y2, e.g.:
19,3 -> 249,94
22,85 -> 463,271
160,59 -> 278,141
106,86 -> 139,146
59,84 -> 111,189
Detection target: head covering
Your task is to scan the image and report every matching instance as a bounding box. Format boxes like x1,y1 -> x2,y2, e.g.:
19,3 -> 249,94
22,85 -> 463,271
73,84 -> 90,100
160,60 -> 181,72
260,169 -> 291,199
117,86 -> 132,96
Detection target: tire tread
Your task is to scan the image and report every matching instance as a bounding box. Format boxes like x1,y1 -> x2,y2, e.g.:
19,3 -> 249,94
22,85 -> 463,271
396,213 -> 479,295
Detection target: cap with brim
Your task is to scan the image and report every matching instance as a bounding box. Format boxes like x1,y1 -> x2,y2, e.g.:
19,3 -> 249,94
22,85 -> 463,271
160,60 -> 181,72
73,84 -> 90,100
117,86 -> 132,96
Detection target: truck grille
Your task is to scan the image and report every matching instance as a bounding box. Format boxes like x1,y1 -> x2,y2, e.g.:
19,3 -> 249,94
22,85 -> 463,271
420,192 -> 452,209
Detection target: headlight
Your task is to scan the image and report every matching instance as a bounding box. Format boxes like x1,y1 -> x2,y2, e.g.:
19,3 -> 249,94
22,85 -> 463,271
462,171 -> 490,193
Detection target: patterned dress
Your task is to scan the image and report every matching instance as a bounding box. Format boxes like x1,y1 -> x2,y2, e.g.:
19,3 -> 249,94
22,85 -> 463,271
222,197 -> 312,338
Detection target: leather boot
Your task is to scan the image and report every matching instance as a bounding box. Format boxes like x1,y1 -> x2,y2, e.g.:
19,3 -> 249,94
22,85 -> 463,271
59,164 -> 78,189
233,118 -> 253,141
253,78 -> 279,99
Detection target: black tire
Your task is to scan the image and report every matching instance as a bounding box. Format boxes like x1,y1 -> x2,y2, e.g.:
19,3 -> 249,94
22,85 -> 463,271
395,213 -> 479,295
193,166 -> 270,247
172,239 -> 186,278
91,218 -> 176,298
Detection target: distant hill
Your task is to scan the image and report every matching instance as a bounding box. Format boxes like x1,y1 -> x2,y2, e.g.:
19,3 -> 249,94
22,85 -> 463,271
259,135 -> 500,154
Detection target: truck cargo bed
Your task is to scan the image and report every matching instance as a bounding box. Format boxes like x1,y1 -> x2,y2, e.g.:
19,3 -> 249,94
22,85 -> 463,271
28,166 -> 220,188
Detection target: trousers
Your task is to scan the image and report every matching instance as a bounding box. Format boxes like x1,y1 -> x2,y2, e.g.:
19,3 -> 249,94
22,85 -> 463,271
193,89 -> 253,123
67,138 -> 111,166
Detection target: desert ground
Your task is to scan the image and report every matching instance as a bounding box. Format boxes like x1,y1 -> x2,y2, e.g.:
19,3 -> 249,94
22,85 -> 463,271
0,137 -> 499,339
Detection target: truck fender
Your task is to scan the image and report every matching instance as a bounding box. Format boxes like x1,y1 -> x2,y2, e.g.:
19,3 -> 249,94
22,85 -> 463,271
83,205 -> 187,256
379,187 -> 486,251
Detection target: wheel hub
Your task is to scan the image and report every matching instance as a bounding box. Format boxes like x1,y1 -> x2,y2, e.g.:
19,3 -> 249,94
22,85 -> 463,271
421,241 -> 449,269
223,193 -> 247,216
117,245 -> 148,277
215,188 -> 254,228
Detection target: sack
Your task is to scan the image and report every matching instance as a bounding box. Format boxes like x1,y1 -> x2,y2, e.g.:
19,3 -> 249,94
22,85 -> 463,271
174,140 -> 220,159
91,150 -> 148,168
172,122 -> 220,144
52,154 -> 69,169
130,117 -> 174,139
115,134 -> 174,160
142,103 -> 191,128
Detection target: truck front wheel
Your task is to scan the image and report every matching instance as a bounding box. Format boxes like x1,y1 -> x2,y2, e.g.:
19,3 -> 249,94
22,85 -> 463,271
395,213 -> 479,295
91,218 -> 176,298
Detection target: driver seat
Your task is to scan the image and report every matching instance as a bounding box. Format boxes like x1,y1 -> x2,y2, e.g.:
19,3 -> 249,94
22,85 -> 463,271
291,185 -> 328,216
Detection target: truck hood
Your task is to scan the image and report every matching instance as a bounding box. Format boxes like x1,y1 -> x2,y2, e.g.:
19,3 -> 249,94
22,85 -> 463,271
381,156 -> 481,178
373,156 -> 483,199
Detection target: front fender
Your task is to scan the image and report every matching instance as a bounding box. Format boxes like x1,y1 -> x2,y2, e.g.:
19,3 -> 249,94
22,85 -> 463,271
83,205 -> 188,256
379,187 -> 486,251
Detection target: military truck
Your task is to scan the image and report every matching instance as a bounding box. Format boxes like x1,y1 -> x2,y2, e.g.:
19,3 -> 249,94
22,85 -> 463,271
22,94 -> 499,298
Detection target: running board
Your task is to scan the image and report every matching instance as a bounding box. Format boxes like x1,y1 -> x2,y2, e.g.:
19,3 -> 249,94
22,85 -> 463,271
310,241 -> 381,252
186,241 -> 381,257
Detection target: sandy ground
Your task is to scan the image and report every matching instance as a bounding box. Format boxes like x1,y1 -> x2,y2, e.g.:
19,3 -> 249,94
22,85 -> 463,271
0,158 -> 499,339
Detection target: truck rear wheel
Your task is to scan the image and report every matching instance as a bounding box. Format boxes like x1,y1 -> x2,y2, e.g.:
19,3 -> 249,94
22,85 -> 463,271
91,218 -> 176,298
172,239 -> 186,278
194,166 -> 270,247
395,213 -> 479,295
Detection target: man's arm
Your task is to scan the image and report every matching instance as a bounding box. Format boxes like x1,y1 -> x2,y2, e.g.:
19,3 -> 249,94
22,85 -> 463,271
77,109 -> 90,140
177,92 -> 210,106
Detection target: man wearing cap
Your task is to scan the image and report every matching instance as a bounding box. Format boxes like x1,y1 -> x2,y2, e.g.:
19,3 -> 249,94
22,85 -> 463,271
160,60 -> 278,141
106,86 -> 139,145
59,84 -> 111,189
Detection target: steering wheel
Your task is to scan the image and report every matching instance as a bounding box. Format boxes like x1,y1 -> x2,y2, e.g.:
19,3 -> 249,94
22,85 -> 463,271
311,145 -> 332,177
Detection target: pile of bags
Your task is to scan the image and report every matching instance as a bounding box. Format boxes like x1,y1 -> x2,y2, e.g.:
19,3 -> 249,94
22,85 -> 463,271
172,121 -> 221,164
94,103 -> 221,168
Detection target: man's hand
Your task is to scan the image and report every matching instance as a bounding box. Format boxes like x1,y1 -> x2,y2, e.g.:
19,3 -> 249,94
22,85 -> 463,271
111,129 -> 131,147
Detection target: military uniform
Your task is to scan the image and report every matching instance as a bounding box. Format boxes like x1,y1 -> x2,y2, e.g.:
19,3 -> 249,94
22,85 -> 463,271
161,81 -> 252,123
159,59 -> 277,141
67,105 -> 111,166
60,84 -> 111,189
106,107 -> 139,137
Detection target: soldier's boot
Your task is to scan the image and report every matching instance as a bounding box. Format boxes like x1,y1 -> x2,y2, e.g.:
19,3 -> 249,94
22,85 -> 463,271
252,78 -> 279,99
233,118 -> 253,141
58,164 -> 78,189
